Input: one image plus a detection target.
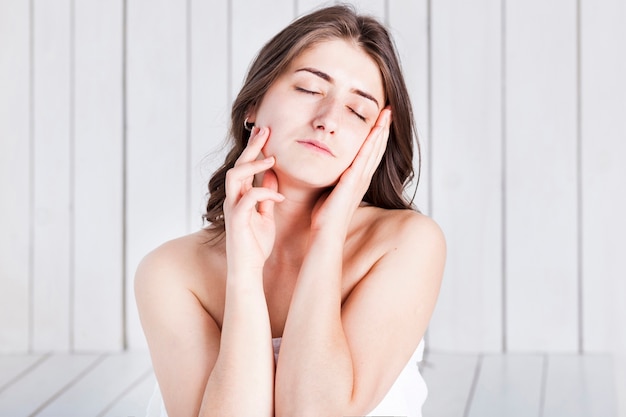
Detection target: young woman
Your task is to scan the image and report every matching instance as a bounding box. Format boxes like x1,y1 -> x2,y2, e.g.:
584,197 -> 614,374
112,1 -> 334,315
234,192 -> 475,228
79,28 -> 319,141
136,5 -> 445,417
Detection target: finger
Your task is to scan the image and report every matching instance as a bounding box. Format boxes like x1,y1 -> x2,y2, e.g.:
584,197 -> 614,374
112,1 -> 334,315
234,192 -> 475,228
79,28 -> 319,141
225,156 -> 275,201
366,119 -> 390,172
226,156 -> 275,198
367,109 -> 391,163
374,107 -> 392,128
257,169 -> 279,216
363,109 -> 391,155
232,187 -> 285,218
235,126 -> 270,167
351,109 -> 391,175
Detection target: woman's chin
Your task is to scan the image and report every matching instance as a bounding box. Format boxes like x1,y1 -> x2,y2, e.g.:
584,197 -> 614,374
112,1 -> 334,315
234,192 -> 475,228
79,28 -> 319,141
271,164 -> 339,189
278,173 -> 340,191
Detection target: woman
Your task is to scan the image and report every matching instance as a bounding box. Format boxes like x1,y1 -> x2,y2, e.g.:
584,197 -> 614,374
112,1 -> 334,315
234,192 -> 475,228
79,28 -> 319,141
136,4 -> 445,417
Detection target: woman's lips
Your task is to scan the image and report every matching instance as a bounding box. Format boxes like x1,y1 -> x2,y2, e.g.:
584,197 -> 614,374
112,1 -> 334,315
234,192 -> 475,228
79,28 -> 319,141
296,139 -> 335,157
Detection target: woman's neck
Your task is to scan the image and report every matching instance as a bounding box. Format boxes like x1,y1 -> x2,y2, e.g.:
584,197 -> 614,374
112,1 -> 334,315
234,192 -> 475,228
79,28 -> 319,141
270,182 -> 325,260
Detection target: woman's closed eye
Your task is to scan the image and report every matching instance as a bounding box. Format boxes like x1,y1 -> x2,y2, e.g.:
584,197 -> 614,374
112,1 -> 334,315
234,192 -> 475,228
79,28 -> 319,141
348,106 -> 366,122
295,86 -> 367,122
295,86 -> 319,95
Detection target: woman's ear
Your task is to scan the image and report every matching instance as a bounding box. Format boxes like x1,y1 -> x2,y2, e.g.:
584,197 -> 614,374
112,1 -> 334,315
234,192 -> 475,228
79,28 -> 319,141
245,104 -> 257,124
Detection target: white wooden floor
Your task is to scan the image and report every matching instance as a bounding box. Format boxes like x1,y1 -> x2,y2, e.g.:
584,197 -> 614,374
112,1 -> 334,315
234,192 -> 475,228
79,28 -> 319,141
422,352 -> 619,417
0,351 -> 155,417
0,351 -> 619,417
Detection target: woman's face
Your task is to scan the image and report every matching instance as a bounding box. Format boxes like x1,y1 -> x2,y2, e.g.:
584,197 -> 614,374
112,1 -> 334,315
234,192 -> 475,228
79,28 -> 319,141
249,39 -> 385,189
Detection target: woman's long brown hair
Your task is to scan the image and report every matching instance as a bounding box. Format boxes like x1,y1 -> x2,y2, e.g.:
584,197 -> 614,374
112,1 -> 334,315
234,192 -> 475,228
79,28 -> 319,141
203,4 -> 421,240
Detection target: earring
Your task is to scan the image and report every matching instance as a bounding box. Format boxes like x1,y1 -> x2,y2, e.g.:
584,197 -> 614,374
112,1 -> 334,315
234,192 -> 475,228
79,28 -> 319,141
243,117 -> 254,132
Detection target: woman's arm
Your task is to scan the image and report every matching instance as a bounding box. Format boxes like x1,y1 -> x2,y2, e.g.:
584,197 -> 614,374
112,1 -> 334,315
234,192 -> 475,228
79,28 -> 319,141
135,240 -> 276,417
135,242 -> 222,417
136,127 -> 283,417
202,127 -> 282,417
276,214 -> 445,416
274,110 -> 446,416
200,270 -> 274,417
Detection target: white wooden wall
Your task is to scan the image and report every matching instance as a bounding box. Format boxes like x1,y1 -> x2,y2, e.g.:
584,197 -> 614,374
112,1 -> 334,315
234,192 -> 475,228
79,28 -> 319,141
1,0 -> 624,354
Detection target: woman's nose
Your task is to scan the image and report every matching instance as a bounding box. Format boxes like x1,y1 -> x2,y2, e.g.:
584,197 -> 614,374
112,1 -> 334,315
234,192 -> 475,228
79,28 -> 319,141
312,97 -> 340,134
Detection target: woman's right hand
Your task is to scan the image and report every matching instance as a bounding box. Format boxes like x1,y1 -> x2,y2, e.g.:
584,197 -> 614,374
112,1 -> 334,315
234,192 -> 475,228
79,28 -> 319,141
223,126 -> 284,273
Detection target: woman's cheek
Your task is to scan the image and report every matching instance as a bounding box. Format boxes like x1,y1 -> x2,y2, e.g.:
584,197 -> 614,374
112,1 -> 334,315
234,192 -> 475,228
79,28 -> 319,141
260,133 -> 273,159
334,155 -> 356,180
346,141 -> 364,164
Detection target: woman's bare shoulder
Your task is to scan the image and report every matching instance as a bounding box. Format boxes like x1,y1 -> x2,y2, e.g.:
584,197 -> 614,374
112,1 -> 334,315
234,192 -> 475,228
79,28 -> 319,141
135,229 -> 225,290
344,207 -> 445,289
358,206 -> 445,250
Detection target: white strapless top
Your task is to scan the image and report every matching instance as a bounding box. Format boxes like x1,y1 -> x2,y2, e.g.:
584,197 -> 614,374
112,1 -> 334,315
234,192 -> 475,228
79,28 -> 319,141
146,338 -> 427,417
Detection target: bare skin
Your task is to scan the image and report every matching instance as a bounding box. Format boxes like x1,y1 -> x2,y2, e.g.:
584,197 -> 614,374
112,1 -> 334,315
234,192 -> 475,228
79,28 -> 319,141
135,39 -> 446,417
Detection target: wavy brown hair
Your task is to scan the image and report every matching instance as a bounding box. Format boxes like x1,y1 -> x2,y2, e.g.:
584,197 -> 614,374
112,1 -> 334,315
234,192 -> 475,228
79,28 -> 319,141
203,4 -> 421,238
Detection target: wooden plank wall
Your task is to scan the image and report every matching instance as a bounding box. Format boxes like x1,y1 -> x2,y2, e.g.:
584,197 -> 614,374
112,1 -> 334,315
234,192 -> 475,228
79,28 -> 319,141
0,0 -> 624,354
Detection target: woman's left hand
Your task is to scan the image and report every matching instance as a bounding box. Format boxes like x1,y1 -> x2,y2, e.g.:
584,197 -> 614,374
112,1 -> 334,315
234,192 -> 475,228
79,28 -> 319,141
311,107 -> 392,236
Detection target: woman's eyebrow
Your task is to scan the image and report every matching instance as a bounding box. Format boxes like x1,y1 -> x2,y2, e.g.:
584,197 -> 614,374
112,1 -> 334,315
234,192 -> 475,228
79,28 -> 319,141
295,67 -> 380,109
